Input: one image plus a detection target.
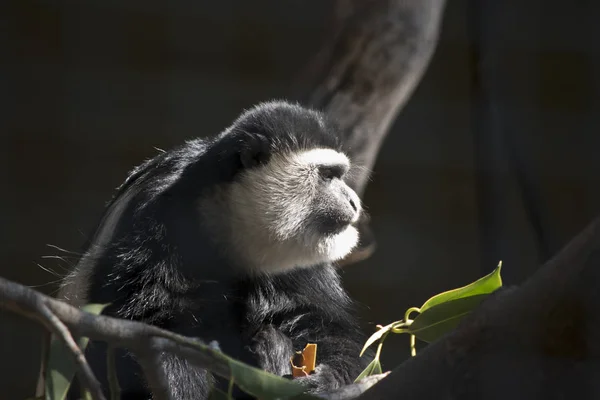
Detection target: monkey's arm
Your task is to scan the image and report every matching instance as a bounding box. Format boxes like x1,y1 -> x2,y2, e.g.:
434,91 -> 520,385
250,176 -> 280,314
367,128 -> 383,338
250,324 -> 295,377
147,310 -> 236,400
154,353 -> 214,400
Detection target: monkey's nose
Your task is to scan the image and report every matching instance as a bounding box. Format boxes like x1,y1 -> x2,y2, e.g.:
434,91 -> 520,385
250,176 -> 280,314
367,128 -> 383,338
341,184 -> 362,223
348,198 -> 362,225
349,198 -> 357,213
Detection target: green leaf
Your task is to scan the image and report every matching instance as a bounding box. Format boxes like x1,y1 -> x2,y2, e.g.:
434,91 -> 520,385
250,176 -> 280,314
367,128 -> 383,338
227,358 -> 308,399
407,294 -> 489,343
225,357 -> 325,399
419,262 -> 503,314
79,303 -> 109,317
129,334 -> 321,400
45,303 -> 110,400
359,322 -> 396,356
107,345 -> 121,400
354,357 -> 383,383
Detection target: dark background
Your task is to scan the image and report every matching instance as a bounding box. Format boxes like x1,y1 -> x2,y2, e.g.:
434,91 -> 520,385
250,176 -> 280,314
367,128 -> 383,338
2,1 -> 600,398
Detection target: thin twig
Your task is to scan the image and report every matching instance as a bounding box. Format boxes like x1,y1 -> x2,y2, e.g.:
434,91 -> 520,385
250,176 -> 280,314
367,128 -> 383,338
1,276 -> 379,400
0,276 -> 228,398
38,304 -> 106,400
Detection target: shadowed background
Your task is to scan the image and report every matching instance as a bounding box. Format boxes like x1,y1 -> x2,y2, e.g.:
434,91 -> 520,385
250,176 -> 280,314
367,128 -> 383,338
2,0 -> 600,398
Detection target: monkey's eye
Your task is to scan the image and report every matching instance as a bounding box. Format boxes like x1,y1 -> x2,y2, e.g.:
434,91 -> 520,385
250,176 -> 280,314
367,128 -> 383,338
319,165 -> 344,181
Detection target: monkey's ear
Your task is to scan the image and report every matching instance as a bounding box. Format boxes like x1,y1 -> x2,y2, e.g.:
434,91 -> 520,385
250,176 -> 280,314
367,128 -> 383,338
239,133 -> 271,169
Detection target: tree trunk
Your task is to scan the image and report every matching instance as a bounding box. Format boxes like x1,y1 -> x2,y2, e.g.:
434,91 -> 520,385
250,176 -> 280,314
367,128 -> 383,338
302,0 -> 448,265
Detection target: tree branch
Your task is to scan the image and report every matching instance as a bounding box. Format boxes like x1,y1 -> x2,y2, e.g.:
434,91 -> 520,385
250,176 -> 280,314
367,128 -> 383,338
358,215 -> 600,400
302,0 -> 448,265
41,305 -> 106,400
0,276 -> 384,400
307,0 -> 447,196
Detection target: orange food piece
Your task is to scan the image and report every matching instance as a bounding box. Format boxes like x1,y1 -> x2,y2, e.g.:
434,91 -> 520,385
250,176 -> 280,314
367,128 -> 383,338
290,343 -> 317,377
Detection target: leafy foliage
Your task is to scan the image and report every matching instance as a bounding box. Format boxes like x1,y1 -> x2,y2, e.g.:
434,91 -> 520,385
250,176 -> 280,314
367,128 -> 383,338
418,261 -> 503,314
39,263 -> 503,399
407,294 -> 489,343
225,358 -> 312,399
45,303 -> 109,400
357,261 -> 503,379
41,302 -> 322,400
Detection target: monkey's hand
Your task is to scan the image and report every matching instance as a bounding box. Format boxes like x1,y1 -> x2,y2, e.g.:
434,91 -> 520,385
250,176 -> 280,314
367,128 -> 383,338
251,325 -> 295,377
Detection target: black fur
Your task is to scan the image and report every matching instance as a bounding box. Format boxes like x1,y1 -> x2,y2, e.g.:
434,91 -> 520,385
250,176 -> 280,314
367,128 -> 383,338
63,101 -> 371,399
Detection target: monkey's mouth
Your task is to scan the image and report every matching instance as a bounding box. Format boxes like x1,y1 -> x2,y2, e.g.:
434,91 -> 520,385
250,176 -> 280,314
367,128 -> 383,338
312,216 -> 352,237
350,211 -> 367,229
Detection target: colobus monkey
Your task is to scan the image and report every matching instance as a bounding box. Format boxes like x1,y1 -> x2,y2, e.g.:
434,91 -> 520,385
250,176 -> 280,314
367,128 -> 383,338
59,101 -> 372,399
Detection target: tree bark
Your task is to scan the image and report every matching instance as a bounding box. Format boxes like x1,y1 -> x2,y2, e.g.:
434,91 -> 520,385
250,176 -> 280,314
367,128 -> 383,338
302,0 -> 448,265
359,215 -> 600,400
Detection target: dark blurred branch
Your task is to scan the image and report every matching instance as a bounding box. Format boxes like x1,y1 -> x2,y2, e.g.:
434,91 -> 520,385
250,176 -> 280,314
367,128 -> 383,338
0,276 -> 385,400
468,0 -> 556,272
302,0 -> 448,265
358,215 -> 600,400
307,0 -> 447,195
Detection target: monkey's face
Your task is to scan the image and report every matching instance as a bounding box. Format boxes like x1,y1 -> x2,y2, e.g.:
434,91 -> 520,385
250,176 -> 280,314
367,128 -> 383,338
227,147 -> 362,273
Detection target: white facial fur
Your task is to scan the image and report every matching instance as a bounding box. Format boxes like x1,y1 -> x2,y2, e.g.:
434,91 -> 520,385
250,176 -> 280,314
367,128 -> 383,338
216,148 -> 361,274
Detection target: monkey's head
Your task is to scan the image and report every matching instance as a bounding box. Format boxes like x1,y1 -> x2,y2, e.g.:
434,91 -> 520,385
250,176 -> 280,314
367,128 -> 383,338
204,101 -> 362,274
